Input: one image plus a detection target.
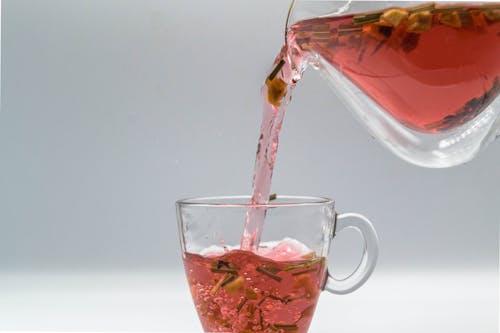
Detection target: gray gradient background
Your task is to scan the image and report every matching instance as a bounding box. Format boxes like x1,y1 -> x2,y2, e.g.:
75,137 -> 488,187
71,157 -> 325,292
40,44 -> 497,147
0,0 -> 499,331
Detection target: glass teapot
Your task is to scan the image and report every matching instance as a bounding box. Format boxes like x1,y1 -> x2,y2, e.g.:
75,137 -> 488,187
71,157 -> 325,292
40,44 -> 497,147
285,0 -> 500,167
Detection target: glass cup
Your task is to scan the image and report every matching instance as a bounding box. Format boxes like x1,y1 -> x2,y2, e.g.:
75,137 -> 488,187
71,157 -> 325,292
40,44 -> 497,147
177,195 -> 379,333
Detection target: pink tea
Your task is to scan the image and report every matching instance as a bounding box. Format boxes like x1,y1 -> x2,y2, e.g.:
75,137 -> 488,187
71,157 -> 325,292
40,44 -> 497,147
183,248 -> 327,333
289,3 -> 500,132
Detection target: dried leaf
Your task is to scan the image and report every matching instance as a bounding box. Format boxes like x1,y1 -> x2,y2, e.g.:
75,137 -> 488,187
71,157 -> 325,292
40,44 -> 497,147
380,8 -> 409,27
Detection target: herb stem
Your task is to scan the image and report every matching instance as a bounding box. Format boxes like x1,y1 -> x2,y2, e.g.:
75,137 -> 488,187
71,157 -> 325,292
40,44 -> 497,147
220,274 -> 237,287
432,6 -> 467,13
338,24 -> 364,33
284,258 -> 322,271
268,60 -> 286,81
256,266 -> 282,282
236,297 -> 248,312
273,323 -> 298,331
268,294 -> 286,302
410,3 -> 436,13
210,273 -> 233,295
291,268 -> 318,276
353,12 -> 383,25
259,309 -> 265,329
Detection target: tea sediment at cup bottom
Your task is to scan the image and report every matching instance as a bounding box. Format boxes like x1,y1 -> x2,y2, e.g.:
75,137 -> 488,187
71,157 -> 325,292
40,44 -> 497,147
184,238 -> 327,333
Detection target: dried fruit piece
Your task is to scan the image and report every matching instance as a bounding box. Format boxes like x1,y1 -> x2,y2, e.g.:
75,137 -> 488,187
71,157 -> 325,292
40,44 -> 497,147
293,275 -> 318,298
246,303 -> 256,317
224,276 -> 244,294
266,77 -> 287,107
407,11 -> 433,32
245,287 -> 259,300
439,11 -> 462,28
362,23 -> 392,41
459,11 -> 473,27
484,9 -> 500,21
380,8 -> 409,27
299,43 -> 311,51
470,10 -> 488,30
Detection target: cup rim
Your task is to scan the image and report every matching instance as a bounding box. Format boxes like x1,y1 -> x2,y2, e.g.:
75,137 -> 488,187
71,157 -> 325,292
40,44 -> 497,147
176,195 -> 335,208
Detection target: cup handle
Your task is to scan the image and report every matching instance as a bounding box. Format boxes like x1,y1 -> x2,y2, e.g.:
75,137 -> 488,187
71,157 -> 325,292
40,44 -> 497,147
324,213 -> 379,295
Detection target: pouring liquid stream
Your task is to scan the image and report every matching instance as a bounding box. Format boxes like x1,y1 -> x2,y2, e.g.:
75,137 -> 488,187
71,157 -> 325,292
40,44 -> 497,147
241,46 -> 300,251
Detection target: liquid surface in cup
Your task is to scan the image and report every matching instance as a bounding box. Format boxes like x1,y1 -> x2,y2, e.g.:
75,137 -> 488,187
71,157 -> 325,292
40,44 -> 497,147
242,2 -> 500,250
184,240 -> 327,333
